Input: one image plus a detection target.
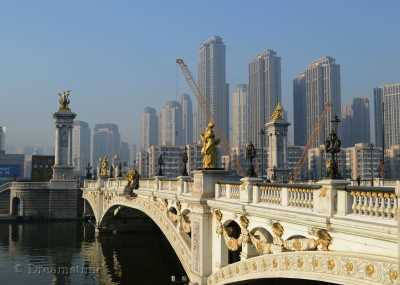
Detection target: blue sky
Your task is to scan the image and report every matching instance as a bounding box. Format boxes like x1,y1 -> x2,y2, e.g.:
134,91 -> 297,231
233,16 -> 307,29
1,0 -> 399,149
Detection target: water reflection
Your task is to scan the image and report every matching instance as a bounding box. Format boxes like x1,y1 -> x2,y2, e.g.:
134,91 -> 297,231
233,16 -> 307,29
0,222 -> 185,285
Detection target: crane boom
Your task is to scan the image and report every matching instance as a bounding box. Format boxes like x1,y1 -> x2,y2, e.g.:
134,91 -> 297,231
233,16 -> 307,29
291,103 -> 332,180
176,59 -> 211,121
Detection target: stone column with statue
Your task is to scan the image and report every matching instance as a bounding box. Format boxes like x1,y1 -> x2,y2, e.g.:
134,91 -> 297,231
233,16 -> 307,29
265,103 -> 290,183
52,91 -> 77,181
190,121 -> 229,285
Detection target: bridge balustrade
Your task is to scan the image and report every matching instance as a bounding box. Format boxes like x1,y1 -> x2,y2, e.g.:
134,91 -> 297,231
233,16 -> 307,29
339,186 -> 398,220
215,182 -> 241,200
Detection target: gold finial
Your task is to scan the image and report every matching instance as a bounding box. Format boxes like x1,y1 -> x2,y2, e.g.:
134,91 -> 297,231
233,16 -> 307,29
271,102 -> 284,121
58,90 -> 71,112
200,121 -> 220,168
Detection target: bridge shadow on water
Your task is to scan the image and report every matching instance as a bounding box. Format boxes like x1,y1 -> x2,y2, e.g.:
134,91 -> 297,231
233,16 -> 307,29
96,225 -> 186,284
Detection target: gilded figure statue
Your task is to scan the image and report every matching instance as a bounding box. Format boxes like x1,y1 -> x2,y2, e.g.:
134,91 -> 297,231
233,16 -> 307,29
126,168 -> 140,191
58,90 -> 71,112
271,102 -> 284,121
200,122 -> 220,168
99,156 -> 109,178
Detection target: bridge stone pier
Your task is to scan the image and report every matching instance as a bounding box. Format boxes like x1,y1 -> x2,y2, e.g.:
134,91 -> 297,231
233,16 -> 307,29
82,171 -> 400,285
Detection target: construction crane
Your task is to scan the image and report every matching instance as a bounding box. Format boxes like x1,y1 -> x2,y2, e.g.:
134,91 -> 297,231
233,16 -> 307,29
176,58 -> 245,173
176,59 -> 211,121
290,103 -> 332,181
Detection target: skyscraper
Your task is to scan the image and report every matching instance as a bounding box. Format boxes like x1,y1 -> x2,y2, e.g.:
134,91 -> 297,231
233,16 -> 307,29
159,101 -> 183,146
197,36 -> 228,142
374,84 -> 400,149
249,49 -> 281,147
120,141 -> 130,166
130,144 -> 137,167
304,56 -> 341,147
140,107 -> 159,150
374,87 -> 384,148
340,104 -> 353,147
92,123 -> 121,167
181,94 -> 193,144
231,84 -> 249,147
72,120 -> 91,176
0,127 -> 5,155
293,73 -> 306,146
351,97 -> 370,144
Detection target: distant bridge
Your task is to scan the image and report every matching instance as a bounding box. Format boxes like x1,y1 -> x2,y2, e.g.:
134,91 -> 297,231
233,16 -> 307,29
82,170 -> 399,285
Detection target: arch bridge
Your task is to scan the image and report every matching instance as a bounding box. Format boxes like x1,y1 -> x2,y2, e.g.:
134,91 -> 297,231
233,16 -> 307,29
82,170 -> 400,285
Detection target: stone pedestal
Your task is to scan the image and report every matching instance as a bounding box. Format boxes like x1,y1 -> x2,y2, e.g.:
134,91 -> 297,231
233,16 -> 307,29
52,110 -> 76,181
240,177 -> 262,203
315,179 -> 349,217
177,176 -> 191,194
190,203 -> 212,285
192,169 -> 229,199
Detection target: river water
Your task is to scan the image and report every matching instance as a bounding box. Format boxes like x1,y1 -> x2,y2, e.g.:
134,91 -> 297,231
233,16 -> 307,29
0,222 -> 186,285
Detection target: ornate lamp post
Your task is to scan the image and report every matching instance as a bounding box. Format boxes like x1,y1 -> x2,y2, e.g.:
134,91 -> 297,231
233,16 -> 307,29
157,153 -> 164,176
85,163 -> 92,180
181,146 -> 189,176
325,115 -> 342,179
246,142 -> 257,177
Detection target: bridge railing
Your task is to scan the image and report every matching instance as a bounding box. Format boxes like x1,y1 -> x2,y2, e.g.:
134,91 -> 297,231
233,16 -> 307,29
214,179 -> 400,224
215,182 -> 241,200
337,185 -> 398,220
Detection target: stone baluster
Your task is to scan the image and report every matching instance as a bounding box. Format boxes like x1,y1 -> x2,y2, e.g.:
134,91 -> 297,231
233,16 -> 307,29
215,183 -> 220,199
372,193 -> 379,217
367,193 -> 373,216
390,194 -> 398,219
281,187 -> 288,207
385,193 -> 392,218
351,192 -> 357,214
378,193 -> 385,217
226,184 -> 231,199
253,184 -> 260,203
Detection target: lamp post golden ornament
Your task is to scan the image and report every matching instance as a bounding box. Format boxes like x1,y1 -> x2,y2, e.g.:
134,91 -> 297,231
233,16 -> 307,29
200,121 -> 220,168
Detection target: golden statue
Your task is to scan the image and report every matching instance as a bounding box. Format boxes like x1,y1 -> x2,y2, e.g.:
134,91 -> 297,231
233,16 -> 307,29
58,90 -> 71,112
99,156 -> 109,178
126,168 -> 139,190
271,102 -> 284,121
200,121 -> 220,168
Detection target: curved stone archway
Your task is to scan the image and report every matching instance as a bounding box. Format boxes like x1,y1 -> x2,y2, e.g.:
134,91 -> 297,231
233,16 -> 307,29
207,251 -> 399,285
82,193 -> 195,282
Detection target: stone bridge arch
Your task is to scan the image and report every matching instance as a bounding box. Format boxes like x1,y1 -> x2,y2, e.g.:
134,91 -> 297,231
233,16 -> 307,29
82,193 -> 195,282
207,251 -> 399,285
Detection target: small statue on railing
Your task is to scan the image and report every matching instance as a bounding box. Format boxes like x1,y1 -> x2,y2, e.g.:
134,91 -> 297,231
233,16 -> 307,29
126,168 -> 140,198
99,156 -> 110,178
181,146 -> 189,176
200,121 -> 220,168
246,142 -> 257,177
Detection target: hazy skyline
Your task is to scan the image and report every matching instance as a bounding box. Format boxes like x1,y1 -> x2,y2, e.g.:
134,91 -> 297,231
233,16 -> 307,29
1,1 -> 399,149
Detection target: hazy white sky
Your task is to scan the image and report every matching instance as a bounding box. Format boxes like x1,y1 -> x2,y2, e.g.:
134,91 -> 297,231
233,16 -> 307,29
1,1 -> 399,150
